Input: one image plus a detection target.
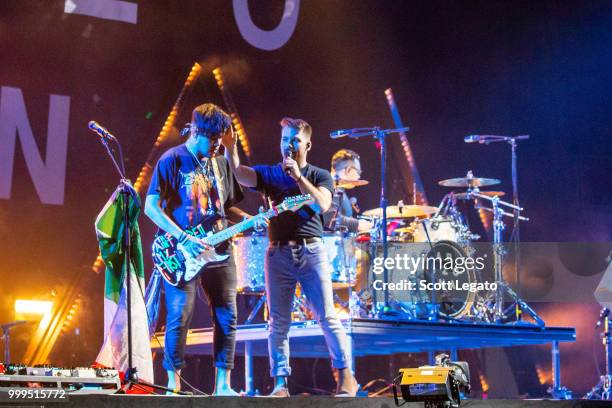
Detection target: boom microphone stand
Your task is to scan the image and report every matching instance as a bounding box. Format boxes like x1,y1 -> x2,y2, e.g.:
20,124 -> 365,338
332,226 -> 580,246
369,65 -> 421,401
468,189 -> 543,326
330,126 -> 409,313
465,134 -> 529,318
2,321 -> 26,365
91,122 -> 182,395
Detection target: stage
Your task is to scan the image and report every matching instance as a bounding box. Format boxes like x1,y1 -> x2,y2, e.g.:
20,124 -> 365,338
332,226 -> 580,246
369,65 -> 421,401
152,318 -> 576,397
4,394 -> 610,408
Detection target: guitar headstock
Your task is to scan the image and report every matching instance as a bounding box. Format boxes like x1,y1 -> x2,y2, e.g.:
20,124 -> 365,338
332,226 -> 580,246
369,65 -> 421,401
275,194 -> 315,213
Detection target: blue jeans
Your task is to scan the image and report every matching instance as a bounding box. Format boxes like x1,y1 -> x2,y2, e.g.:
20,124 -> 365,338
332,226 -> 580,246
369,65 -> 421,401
265,241 -> 351,377
163,262 -> 237,370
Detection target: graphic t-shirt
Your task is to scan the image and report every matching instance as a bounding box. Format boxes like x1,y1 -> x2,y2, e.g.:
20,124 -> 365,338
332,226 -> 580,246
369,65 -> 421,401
147,144 -> 243,238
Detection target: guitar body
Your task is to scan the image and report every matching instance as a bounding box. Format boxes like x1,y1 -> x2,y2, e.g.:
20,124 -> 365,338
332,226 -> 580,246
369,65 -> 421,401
152,221 -> 228,287
151,194 -> 315,287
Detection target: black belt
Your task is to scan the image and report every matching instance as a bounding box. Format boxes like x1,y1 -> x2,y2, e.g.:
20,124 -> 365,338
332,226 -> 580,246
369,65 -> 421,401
270,237 -> 322,246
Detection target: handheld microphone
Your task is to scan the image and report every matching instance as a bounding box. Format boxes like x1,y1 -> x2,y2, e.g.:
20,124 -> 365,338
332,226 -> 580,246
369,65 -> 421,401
285,145 -> 295,176
88,121 -> 116,141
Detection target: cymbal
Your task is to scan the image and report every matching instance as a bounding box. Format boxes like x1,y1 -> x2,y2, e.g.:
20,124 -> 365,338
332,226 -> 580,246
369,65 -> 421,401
393,226 -> 416,235
335,179 -> 369,189
362,205 -> 438,218
438,176 -> 500,188
454,190 -> 505,200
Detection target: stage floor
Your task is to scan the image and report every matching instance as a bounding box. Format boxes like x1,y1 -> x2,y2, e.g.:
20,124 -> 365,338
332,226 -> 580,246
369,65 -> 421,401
7,394 -> 609,408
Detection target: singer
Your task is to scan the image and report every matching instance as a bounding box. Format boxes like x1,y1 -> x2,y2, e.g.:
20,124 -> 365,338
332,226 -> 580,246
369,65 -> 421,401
223,117 -> 358,397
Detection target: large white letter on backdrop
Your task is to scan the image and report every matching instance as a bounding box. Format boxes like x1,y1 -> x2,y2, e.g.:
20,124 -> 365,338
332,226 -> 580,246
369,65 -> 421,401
233,0 -> 300,51
0,87 -> 70,205
64,0 -> 138,24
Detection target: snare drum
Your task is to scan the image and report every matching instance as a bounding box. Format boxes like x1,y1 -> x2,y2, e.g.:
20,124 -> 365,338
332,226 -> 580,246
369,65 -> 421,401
232,233 -> 268,292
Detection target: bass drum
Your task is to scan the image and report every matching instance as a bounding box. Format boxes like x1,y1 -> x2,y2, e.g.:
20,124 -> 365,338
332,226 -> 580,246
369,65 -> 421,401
232,233 -> 269,293
419,240 -> 477,318
357,240 -> 477,319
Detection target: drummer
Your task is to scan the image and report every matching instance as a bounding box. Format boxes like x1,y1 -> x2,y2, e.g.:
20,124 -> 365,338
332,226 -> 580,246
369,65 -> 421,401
323,149 -> 373,233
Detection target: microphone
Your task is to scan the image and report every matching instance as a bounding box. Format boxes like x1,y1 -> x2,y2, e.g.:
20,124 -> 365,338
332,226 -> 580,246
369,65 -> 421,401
329,129 -> 353,139
88,121 -> 116,141
285,145 -> 295,176
464,135 -> 485,144
350,196 -> 360,214
464,134 -> 530,143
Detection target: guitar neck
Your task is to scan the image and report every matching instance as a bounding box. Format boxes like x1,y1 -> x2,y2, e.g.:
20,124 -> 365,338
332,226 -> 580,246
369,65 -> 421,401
203,208 -> 274,246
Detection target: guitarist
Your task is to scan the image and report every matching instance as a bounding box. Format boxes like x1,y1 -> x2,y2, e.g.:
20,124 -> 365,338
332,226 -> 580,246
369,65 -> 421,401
223,117 -> 359,397
145,103 -> 246,395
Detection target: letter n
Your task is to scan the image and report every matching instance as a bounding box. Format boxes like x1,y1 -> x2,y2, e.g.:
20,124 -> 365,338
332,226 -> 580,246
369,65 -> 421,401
0,87 -> 70,205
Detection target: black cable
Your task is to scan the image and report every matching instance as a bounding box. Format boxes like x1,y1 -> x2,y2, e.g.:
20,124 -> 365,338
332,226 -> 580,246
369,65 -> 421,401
287,378 -> 333,395
311,358 -> 319,392
110,138 -> 127,178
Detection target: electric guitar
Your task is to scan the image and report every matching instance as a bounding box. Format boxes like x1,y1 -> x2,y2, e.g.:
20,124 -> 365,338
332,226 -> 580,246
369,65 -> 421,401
152,194 -> 314,286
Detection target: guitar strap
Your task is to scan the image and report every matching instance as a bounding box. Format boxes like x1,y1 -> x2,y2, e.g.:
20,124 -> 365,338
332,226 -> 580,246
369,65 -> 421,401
210,156 -> 227,221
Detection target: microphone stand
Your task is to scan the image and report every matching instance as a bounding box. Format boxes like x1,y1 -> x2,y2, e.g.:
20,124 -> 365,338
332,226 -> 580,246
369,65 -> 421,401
468,135 -> 528,319
585,308 -> 612,400
2,321 -> 26,365
468,189 -> 544,326
334,126 -> 409,315
96,132 -> 182,395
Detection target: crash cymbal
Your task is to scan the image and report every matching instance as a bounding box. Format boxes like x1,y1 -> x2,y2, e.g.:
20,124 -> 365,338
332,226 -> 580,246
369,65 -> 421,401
438,176 -> 500,188
335,179 -> 369,189
362,205 -> 438,218
392,226 -> 417,235
332,282 -> 355,289
454,191 -> 505,200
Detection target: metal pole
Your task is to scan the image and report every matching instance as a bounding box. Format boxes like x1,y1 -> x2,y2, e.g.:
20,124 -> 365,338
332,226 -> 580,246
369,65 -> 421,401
552,340 -> 561,393
378,128 -> 389,309
245,341 -> 254,395
3,328 -> 9,364
492,197 -> 505,320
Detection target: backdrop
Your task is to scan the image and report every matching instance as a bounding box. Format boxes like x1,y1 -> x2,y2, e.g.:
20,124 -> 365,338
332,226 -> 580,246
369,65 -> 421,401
1,0 -> 611,396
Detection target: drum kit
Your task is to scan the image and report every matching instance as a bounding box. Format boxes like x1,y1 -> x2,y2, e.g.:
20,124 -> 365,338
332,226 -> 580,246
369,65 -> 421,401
232,130 -> 542,326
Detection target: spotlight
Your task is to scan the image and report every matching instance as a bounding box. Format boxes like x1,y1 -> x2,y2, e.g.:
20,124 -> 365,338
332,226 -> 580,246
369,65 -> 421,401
14,300 -> 53,316
393,354 -> 470,408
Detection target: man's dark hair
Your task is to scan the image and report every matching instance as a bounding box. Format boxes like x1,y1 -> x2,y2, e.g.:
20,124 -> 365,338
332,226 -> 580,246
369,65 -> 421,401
191,103 -> 231,138
331,148 -> 360,171
280,117 -> 312,139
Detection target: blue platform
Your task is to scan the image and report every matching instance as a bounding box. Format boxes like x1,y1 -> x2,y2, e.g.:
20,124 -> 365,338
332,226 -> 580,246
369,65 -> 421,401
152,318 -> 576,396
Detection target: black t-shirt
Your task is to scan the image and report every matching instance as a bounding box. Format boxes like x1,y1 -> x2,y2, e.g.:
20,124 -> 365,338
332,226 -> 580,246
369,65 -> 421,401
147,144 -> 243,234
253,163 -> 334,241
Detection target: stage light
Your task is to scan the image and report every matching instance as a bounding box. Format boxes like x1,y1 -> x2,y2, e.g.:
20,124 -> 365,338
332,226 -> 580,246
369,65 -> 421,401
213,67 -> 252,159
478,373 -> 489,393
14,300 -> 53,316
393,354 -> 470,408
